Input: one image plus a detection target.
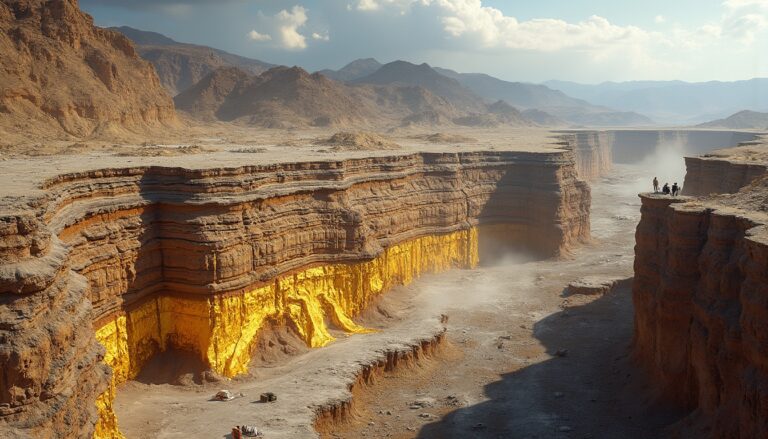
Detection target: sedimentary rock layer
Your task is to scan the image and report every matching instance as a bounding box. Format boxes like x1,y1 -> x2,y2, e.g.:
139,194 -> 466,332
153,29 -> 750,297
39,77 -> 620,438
0,150 -> 590,438
633,191 -> 768,437
559,131 -> 613,180
683,156 -> 767,196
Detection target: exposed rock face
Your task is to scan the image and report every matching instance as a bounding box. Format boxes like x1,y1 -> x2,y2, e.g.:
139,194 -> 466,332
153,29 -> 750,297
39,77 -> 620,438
683,156 -> 767,195
607,130 -> 757,165
558,131 -> 613,180
0,150 -> 590,438
112,26 -> 274,96
174,65 -> 531,129
0,0 -> 177,140
683,145 -> 768,196
633,179 -> 768,437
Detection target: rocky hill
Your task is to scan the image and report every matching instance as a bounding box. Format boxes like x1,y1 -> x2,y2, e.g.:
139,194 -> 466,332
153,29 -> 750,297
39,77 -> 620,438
317,58 -> 382,82
112,26 -> 274,96
436,67 -> 652,126
353,61 -> 486,113
175,65 -> 536,129
0,0 -> 177,142
697,110 -> 768,129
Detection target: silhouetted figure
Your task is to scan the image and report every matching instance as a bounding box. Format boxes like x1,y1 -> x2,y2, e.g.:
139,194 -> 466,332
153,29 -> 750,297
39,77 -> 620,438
672,182 -> 679,196
653,177 -> 659,193
662,183 -> 670,195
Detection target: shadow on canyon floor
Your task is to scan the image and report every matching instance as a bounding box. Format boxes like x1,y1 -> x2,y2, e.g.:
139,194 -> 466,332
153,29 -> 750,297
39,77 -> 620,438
416,281 -> 687,439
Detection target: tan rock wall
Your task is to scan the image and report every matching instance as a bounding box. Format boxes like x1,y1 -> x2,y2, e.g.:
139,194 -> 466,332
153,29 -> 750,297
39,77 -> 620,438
633,193 -> 768,437
0,150 -> 591,438
561,131 -> 614,180
682,156 -> 767,196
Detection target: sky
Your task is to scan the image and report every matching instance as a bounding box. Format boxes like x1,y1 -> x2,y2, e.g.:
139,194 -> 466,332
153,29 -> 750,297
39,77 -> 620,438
80,0 -> 768,84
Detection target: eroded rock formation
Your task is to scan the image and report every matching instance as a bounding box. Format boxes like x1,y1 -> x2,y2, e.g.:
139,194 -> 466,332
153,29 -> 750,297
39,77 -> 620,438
633,172 -> 768,437
0,149 -> 590,438
0,0 -> 177,141
683,144 -> 768,196
559,131 -> 613,180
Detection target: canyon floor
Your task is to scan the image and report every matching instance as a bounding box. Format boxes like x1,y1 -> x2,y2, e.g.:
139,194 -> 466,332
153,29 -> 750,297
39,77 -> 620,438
111,162 -> 683,439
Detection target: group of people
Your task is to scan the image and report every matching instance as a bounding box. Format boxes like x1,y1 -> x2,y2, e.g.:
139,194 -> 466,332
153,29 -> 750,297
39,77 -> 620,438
231,425 -> 258,438
652,177 -> 680,196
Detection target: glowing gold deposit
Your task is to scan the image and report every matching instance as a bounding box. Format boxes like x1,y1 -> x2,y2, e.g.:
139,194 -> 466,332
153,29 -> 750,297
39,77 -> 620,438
92,229 -> 479,438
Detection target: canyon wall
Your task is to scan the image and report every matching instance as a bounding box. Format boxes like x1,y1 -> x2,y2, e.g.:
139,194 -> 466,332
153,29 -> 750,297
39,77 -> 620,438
683,156 -> 767,196
633,182 -> 768,437
0,149 -> 590,438
559,131 -> 614,180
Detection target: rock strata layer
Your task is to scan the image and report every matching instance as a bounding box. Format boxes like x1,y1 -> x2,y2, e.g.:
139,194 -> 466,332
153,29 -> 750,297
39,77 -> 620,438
683,155 -> 767,196
0,150 -> 590,438
633,181 -> 768,437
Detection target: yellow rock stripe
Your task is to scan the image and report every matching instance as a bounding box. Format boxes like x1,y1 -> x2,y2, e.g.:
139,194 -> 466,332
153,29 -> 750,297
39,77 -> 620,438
93,228 -> 479,438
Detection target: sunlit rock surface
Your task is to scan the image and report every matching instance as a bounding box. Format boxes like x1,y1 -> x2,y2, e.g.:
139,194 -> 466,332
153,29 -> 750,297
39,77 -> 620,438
633,145 -> 768,437
0,149 -> 590,438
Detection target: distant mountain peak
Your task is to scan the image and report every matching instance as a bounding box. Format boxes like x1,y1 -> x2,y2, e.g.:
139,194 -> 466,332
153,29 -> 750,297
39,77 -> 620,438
316,58 -> 382,82
112,26 -> 274,96
109,26 -> 178,46
697,109 -> 768,129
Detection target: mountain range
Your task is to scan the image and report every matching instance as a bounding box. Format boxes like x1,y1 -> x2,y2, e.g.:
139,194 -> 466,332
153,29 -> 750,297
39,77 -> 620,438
546,79 -> 768,124
111,26 -> 274,96
174,63 -> 535,129
320,58 -> 653,127
112,27 -> 656,127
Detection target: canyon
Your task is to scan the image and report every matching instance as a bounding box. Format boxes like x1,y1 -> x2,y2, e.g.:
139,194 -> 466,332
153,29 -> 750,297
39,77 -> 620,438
634,148 -> 768,437
2,127 -> 766,439
1,132 -> 590,438
2,2 -> 768,439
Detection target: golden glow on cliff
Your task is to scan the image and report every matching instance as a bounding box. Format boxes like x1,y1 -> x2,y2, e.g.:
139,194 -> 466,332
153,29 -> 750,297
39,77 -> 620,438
93,229 -> 479,438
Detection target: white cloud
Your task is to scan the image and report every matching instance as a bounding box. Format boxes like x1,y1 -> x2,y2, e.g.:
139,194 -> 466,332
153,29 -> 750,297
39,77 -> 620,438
655,15 -> 666,24
248,5 -> 310,50
724,0 -> 768,8
357,0 -> 380,11
275,5 -> 309,50
248,30 -> 272,41
425,1 -> 654,52
721,0 -> 768,43
312,32 -> 330,41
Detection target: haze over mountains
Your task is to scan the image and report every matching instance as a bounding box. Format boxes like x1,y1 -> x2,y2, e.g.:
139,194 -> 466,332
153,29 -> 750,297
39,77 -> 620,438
321,58 -> 652,127
546,79 -> 768,125
697,110 -> 768,129
112,27 -> 658,128
173,63 -> 536,129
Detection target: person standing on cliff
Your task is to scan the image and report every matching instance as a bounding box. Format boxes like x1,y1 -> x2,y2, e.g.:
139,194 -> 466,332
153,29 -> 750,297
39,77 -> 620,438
662,183 -> 670,195
672,182 -> 679,196
653,177 -> 659,193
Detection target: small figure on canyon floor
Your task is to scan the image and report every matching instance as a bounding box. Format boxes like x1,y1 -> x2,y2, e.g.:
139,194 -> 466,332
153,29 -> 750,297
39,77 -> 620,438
662,183 -> 670,195
232,426 -> 243,439
653,177 -> 659,193
672,182 -> 679,196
